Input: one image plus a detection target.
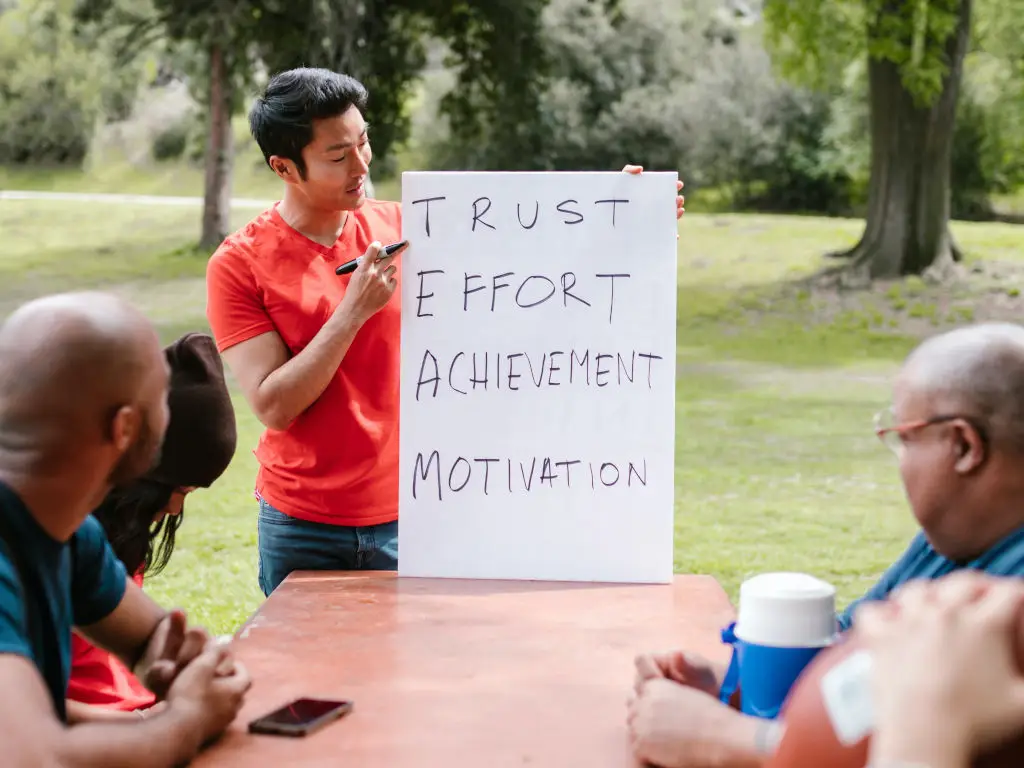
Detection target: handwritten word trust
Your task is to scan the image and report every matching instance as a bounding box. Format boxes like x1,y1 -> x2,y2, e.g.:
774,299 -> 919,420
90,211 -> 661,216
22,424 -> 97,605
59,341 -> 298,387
409,195 -> 632,237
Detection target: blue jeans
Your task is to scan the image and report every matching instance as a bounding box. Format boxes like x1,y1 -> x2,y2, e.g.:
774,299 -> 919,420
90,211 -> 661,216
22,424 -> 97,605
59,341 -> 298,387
256,498 -> 398,597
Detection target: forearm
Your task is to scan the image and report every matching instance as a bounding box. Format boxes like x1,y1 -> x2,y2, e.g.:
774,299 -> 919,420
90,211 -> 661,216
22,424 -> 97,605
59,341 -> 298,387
259,309 -> 364,428
65,699 -> 142,725
696,705 -> 778,768
57,706 -> 202,768
720,713 -> 778,768
77,582 -> 167,675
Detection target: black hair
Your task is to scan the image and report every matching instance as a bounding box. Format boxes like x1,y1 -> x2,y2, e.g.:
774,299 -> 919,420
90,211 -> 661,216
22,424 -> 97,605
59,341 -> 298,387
248,67 -> 369,178
92,479 -> 183,578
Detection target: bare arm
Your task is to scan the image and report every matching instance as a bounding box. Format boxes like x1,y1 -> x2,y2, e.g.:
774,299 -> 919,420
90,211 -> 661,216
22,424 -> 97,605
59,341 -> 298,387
75,578 -> 166,675
0,655 -> 203,768
704,706 -> 778,768
223,316 -> 364,431
66,700 -> 138,725
222,241 -> 401,431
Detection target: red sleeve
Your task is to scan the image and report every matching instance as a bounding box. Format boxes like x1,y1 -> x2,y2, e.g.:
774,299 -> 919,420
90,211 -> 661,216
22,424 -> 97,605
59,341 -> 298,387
205,243 -> 276,353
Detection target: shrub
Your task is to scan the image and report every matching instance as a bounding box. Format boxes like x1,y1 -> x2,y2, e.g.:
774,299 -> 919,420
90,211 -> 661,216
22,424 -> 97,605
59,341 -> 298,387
416,0 -> 857,214
152,121 -> 189,161
0,0 -> 140,166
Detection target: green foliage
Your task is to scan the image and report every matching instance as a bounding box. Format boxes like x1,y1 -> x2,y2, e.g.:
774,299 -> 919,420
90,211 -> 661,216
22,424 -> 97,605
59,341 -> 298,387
254,0 -> 430,174
818,21 -> 1024,221
763,0 -> 967,107
737,89 -> 856,214
419,0 -> 719,172
0,0 -> 140,165
427,0 -> 550,170
75,0 -> 550,172
761,0 -> 865,95
151,121 -> 188,160
416,0 -> 858,213
972,0 -> 1024,192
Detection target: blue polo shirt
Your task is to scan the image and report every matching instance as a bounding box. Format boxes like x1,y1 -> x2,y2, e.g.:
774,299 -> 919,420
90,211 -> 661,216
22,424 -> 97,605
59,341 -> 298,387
838,525 -> 1024,630
0,481 -> 128,721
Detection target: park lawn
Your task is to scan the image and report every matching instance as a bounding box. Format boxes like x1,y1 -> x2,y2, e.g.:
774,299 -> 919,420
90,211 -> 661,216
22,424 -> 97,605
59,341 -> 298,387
0,191 -> 1021,634
0,151 -> 403,205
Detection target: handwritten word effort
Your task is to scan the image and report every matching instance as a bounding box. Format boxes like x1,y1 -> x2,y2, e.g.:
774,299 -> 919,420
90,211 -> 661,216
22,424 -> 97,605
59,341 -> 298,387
414,270 -> 631,324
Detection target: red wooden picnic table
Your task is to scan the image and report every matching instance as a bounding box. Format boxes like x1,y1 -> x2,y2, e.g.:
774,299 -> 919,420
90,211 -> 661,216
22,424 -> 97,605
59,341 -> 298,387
192,571 -> 736,767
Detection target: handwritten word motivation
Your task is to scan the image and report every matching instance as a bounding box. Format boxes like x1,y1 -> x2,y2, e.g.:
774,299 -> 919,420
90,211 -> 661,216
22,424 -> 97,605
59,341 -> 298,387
411,451 -> 649,501
415,270 -> 631,325
415,348 -> 664,400
409,195 -> 631,237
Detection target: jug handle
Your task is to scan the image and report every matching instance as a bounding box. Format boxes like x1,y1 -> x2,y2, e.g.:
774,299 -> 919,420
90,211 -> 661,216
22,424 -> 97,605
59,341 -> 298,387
718,622 -> 741,708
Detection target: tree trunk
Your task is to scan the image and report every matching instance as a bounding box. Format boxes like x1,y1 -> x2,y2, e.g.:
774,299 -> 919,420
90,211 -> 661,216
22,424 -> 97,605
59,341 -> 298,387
831,0 -> 971,279
199,41 -> 233,250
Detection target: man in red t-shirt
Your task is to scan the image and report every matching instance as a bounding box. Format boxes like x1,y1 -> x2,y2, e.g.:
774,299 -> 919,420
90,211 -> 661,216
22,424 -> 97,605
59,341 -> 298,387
207,68 -> 405,596
207,68 -> 686,596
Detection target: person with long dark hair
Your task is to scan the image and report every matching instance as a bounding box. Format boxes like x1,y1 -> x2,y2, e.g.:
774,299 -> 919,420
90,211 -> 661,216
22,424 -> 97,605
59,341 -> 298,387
65,332 -> 238,722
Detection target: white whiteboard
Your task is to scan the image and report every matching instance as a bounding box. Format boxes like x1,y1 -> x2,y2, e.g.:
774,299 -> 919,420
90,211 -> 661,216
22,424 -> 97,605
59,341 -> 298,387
398,171 -> 678,583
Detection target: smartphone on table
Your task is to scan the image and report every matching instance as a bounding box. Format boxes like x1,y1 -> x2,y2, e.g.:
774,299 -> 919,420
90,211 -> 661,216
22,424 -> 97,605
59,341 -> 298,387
247,697 -> 353,737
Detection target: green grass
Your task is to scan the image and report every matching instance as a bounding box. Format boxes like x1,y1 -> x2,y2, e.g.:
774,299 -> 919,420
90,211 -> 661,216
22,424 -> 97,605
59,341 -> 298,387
0,160 -> 402,206
1,180 -> 1022,634
0,117 -> 402,205
0,151 -> 280,201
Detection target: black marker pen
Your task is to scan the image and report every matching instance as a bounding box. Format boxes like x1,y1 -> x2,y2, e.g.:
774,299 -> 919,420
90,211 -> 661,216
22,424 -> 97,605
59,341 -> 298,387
335,241 -> 408,275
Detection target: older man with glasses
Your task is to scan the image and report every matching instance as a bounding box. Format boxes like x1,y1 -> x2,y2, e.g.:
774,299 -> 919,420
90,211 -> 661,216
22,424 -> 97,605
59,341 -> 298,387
625,322 -> 1024,768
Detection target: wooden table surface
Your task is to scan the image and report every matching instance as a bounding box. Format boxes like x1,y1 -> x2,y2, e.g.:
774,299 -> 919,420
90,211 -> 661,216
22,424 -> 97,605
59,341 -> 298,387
192,572 -> 736,767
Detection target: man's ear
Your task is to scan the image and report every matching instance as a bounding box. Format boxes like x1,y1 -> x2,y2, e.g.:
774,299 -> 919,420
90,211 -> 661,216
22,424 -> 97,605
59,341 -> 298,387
953,420 -> 986,474
109,405 -> 139,453
269,155 -> 299,184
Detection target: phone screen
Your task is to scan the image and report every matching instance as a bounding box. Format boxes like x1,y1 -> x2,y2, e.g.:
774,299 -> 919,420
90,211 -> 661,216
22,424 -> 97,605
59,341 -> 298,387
253,698 -> 351,728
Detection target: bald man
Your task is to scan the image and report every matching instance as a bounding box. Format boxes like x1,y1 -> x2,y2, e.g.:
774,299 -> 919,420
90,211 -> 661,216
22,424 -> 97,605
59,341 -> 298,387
626,322 -> 1024,768
0,292 -> 250,767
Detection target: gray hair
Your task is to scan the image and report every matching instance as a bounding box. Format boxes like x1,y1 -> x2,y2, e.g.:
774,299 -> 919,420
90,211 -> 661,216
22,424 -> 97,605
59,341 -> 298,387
903,323 -> 1024,453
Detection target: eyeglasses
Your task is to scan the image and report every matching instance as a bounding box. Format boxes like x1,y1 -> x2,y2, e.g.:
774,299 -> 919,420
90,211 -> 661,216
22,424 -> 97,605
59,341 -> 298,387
873,407 -> 988,454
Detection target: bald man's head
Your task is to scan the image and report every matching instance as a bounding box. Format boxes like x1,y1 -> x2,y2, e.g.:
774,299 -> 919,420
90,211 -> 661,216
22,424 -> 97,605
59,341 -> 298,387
900,322 -> 1024,453
0,291 -> 169,486
892,322 -> 1024,560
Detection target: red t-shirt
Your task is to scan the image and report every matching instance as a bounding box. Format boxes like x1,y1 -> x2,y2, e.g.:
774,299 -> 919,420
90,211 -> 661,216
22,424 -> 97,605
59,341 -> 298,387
66,572 -> 156,711
206,201 -> 403,527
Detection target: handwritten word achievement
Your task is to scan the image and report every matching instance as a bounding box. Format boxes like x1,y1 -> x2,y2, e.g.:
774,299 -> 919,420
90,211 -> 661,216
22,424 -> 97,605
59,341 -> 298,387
398,171 -> 678,583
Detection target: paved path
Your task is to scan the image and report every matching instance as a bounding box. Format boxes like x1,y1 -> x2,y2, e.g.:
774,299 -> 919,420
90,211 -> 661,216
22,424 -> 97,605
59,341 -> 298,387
0,190 -> 273,208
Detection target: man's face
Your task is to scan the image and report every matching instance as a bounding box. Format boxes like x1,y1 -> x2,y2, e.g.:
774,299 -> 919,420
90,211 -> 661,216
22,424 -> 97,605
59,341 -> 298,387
886,371 -> 988,557
289,105 -> 372,212
890,377 -> 956,538
109,346 -> 170,486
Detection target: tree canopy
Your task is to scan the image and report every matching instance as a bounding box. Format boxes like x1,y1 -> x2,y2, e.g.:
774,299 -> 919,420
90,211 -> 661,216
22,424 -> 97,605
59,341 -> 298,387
74,0 -> 549,168
763,0 -> 967,106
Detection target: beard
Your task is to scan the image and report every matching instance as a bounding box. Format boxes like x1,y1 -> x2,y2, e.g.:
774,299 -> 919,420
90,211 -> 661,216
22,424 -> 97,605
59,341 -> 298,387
108,414 -> 163,487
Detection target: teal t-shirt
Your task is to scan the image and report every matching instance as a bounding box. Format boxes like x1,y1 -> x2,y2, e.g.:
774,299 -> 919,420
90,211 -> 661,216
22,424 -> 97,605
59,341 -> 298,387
0,482 -> 128,721
838,526 -> 1024,630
